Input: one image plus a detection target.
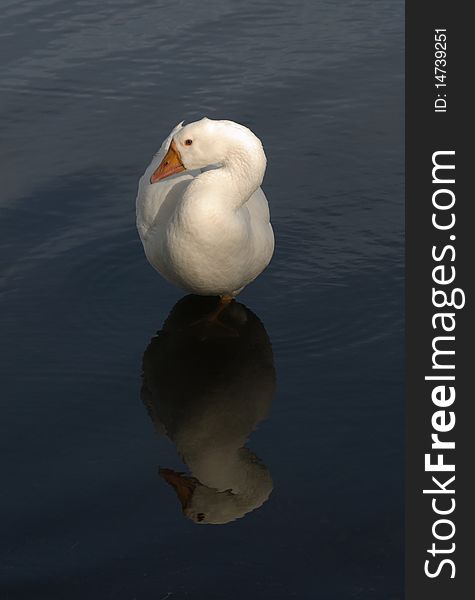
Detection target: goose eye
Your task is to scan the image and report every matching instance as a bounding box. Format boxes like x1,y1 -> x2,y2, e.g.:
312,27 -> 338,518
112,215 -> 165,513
184,139 -> 193,146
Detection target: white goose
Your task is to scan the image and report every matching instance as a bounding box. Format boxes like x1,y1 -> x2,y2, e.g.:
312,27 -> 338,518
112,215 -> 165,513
136,118 -> 274,302
141,295 -> 276,524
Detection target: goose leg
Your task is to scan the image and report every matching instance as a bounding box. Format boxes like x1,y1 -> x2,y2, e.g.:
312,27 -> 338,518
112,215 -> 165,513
189,295 -> 237,335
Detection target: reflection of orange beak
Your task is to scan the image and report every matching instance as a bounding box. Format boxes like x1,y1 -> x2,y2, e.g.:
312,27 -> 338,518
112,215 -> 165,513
160,468 -> 198,509
150,140 -> 185,183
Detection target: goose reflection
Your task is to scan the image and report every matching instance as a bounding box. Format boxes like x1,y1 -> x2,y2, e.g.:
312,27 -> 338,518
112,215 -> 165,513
141,295 -> 276,524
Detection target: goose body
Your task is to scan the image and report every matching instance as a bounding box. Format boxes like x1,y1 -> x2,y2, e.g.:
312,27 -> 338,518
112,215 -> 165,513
136,118 -> 274,297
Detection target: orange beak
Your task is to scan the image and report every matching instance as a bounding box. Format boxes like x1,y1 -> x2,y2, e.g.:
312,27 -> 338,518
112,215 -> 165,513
160,468 -> 198,509
150,140 -> 185,183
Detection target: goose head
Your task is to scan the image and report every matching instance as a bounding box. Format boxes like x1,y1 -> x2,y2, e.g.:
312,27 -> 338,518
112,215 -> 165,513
160,448 -> 273,525
150,117 -> 266,184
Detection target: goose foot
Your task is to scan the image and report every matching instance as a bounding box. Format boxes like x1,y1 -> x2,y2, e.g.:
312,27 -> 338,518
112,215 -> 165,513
189,295 -> 238,336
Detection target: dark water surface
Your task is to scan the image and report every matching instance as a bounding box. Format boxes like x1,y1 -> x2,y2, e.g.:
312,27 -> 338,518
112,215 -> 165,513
1,1 -> 404,598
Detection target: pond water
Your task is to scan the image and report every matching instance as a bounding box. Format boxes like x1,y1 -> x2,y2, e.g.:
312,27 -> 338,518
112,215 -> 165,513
0,0 -> 404,598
